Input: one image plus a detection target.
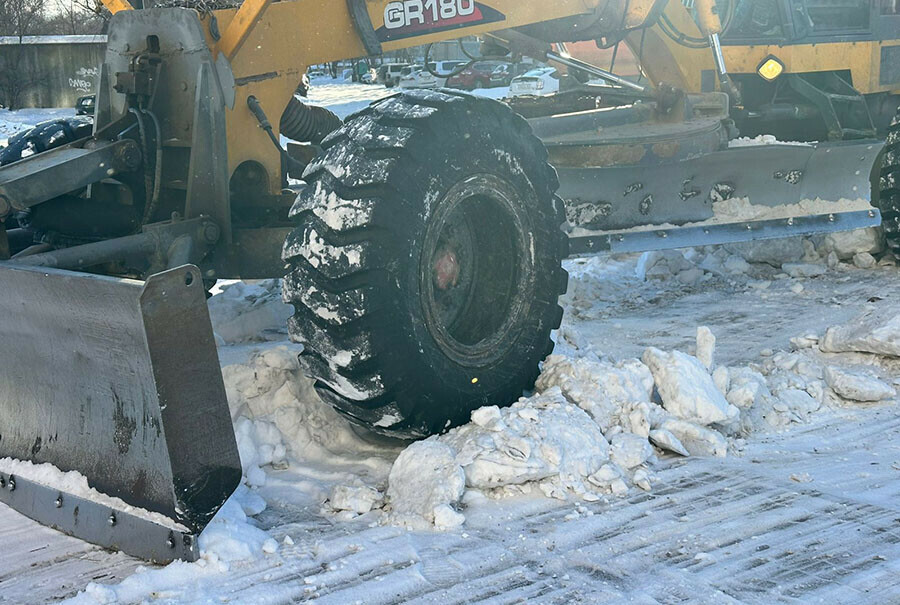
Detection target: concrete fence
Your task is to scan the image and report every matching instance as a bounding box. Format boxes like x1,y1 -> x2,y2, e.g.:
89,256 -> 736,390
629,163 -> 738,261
0,35 -> 106,109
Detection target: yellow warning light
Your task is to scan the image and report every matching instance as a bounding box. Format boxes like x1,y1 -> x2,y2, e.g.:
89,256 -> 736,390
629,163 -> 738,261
757,56 -> 785,82
471,377 -> 479,384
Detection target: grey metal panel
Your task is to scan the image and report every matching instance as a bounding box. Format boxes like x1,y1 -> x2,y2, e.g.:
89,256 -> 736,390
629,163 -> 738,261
104,9 -> 215,143
0,264 -> 240,533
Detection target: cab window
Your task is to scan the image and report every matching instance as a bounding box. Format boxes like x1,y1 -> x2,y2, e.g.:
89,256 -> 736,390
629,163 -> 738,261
727,0 -> 786,39
798,0 -> 870,31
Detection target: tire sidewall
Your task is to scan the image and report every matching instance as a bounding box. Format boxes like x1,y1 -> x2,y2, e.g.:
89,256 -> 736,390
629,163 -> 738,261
366,97 -> 562,428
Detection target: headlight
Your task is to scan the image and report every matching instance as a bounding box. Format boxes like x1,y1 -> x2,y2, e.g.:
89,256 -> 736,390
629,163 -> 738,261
757,56 -> 785,82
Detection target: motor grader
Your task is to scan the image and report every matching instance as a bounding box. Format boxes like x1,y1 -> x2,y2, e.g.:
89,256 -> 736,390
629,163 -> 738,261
0,0 -> 893,562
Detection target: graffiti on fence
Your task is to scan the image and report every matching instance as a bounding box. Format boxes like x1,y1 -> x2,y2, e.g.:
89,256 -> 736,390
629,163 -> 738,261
69,66 -> 99,93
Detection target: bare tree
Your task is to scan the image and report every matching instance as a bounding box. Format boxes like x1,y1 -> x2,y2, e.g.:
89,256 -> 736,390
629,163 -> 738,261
0,0 -> 48,108
30,0 -> 106,35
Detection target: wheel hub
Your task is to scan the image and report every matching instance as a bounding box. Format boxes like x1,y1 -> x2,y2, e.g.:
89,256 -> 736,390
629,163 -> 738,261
433,246 -> 460,291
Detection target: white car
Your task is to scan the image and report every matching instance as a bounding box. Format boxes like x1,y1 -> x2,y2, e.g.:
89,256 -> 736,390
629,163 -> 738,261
378,63 -> 408,87
427,60 -> 465,87
398,65 -> 438,89
509,67 -> 561,97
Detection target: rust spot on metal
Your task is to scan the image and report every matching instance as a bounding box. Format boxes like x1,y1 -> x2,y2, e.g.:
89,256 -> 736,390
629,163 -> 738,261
548,144 -> 646,168
651,141 -> 680,158
112,389 -> 137,455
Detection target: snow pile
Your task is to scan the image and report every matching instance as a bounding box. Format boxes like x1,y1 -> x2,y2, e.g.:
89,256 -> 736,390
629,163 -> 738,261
67,486 -> 276,605
383,317 -> 900,529
635,227 -> 885,285
222,346 -> 395,482
208,279 -> 293,344
386,388 -> 619,530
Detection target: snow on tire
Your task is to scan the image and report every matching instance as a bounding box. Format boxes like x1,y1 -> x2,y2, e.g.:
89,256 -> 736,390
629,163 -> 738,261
282,89 -> 568,438
878,107 -> 900,252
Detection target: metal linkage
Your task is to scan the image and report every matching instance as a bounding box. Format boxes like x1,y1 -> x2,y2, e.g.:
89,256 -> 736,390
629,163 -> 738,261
10,217 -> 220,271
547,50 -> 647,93
0,139 -> 141,219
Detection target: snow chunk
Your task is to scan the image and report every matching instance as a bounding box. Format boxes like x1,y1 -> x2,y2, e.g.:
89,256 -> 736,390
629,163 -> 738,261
386,388 -> 613,528
609,433 -> 653,469
726,367 -> 772,409
696,326 -> 716,371
724,255 -> 751,274
432,504 -> 466,529
587,463 -> 628,496
536,355 -> 653,431
658,419 -> 727,457
782,263 -> 827,278
824,367 -> 896,402
444,388 -> 609,492
726,238 -> 805,266
821,228 -> 882,260
642,348 -> 739,425
853,252 -> 876,269
330,485 -> 383,514
199,486 -> 276,562
233,417 -> 287,487
649,429 -> 690,456
821,311 -> 900,357
386,440 -> 465,529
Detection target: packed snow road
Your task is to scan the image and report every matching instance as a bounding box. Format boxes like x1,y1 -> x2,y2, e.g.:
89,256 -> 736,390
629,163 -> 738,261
1,81 -> 899,604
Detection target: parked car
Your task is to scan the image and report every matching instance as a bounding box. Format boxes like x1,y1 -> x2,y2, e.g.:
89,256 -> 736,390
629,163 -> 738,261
446,61 -> 506,90
426,60 -> 465,87
509,67 -> 561,97
361,68 -> 378,84
489,63 -> 534,88
377,63 -> 409,87
399,65 -> 438,89
75,94 -> 95,116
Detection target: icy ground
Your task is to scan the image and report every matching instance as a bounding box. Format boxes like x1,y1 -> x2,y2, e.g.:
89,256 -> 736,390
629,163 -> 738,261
1,81 -> 899,603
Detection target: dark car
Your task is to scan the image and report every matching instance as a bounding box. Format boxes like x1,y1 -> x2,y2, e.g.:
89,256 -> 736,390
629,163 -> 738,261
489,63 -> 534,87
446,61 -> 506,90
75,94 -> 95,116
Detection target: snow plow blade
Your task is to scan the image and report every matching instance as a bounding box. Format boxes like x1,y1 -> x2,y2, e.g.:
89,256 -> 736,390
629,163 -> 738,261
557,139 -> 885,255
0,264 -> 241,562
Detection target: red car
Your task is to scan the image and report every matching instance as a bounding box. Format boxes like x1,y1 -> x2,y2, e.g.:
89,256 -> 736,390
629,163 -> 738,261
446,61 -> 507,90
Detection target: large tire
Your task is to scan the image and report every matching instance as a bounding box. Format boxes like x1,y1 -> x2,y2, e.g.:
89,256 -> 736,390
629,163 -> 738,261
282,90 -> 568,438
878,108 -> 900,252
